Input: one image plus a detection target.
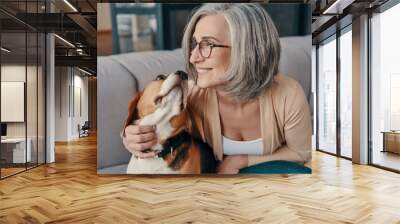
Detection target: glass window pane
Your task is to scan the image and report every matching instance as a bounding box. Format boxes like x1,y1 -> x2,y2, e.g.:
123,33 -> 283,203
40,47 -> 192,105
340,29 -> 352,158
1,30 -> 27,177
0,1 -> 46,179
371,3 -> 400,171
116,14 -> 157,53
318,36 -> 337,154
27,31 -> 38,169
26,0 -> 40,169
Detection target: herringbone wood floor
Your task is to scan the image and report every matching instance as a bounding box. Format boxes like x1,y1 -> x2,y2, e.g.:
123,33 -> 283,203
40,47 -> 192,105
1,134 -> 400,224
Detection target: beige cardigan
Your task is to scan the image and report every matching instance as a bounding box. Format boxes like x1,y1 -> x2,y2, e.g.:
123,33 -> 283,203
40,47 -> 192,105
187,74 -> 312,166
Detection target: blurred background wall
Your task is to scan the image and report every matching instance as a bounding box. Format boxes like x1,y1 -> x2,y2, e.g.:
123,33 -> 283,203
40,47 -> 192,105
97,3 -> 311,56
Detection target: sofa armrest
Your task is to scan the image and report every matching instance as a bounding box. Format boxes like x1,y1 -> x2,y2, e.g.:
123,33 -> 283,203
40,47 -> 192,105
97,56 -> 139,170
97,49 -> 185,171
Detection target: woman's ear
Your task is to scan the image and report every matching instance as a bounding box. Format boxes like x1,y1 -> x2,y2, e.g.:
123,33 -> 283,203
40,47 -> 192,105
123,91 -> 143,136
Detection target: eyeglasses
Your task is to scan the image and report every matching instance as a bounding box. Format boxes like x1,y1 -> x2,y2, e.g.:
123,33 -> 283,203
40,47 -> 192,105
190,39 -> 230,58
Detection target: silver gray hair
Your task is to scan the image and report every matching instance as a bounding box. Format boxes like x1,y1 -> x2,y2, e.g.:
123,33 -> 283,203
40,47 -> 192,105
182,3 -> 281,100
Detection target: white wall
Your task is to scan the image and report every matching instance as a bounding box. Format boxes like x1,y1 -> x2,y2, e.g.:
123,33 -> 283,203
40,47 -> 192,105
55,67 -> 69,141
78,74 -> 89,130
55,67 -> 89,141
71,72 -> 89,138
1,65 -> 36,137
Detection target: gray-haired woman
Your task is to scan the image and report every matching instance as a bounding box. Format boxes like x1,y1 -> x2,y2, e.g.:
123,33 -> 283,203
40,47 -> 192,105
123,3 -> 311,174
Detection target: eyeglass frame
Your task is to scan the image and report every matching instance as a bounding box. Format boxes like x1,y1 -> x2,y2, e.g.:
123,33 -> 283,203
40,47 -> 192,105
190,38 -> 230,59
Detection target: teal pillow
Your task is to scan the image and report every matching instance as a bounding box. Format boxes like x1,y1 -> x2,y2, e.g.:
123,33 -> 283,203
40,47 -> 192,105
239,160 -> 312,174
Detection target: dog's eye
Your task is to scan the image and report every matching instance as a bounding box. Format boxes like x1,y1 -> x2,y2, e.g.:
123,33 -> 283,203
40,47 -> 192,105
155,74 -> 166,80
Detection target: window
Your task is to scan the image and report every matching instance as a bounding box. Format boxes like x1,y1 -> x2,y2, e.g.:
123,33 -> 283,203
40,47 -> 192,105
370,2 -> 400,171
0,1 -> 47,179
317,35 -> 337,154
339,28 -> 352,158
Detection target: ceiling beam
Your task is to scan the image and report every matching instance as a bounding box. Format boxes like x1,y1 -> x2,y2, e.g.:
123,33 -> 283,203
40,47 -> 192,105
55,55 -> 96,73
67,13 -> 96,39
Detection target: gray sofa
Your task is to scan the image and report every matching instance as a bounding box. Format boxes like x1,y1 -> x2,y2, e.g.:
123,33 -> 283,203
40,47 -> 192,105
97,35 -> 311,174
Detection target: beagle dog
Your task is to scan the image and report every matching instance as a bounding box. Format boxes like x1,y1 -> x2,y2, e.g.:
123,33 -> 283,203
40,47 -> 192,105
123,71 -> 217,174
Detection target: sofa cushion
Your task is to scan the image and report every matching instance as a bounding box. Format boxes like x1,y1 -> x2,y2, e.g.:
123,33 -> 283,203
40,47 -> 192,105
111,49 -> 185,91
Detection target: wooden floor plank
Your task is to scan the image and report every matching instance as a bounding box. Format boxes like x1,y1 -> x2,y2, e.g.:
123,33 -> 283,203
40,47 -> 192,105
1,134 -> 400,223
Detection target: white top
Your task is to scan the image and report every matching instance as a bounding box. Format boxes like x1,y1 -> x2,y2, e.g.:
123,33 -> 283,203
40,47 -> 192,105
222,136 -> 263,155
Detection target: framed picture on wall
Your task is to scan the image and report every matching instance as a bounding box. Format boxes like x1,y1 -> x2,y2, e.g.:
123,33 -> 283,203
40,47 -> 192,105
1,81 -> 25,122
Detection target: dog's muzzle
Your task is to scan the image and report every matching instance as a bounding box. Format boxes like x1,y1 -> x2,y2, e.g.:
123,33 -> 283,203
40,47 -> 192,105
154,71 -> 189,106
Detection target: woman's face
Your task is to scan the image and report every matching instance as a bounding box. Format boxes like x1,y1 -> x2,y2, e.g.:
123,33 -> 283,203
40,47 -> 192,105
189,14 -> 231,89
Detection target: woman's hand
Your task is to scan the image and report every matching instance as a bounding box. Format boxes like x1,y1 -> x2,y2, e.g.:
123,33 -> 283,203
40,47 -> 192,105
122,120 -> 158,158
217,155 -> 248,174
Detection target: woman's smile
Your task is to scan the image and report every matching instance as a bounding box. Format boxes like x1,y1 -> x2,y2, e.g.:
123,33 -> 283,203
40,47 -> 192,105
196,67 -> 212,75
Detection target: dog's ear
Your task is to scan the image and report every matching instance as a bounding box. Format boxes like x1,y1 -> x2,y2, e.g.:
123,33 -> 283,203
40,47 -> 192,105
122,91 -> 143,137
181,80 -> 188,109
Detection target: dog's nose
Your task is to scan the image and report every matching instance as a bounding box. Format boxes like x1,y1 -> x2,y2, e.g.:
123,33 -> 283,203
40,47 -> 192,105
175,70 -> 188,80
